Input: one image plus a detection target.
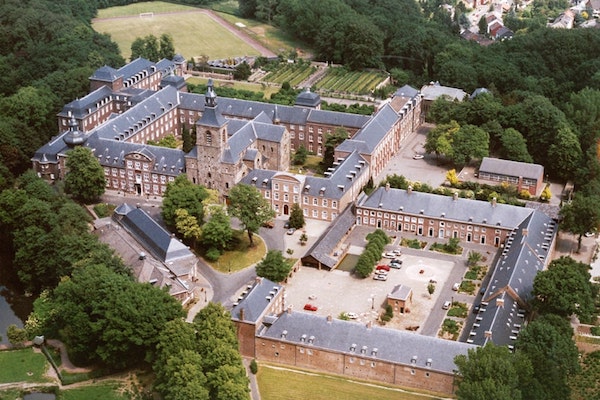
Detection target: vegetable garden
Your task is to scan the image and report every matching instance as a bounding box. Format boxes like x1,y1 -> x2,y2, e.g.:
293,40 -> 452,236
315,67 -> 387,95
263,63 -> 316,87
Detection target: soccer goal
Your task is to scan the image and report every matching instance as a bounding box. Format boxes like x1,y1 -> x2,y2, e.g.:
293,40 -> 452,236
139,12 -> 154,19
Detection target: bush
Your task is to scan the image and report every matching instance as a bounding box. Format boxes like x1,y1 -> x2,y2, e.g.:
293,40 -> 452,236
205,248 -> 221,261
591,326 -> 600,336
250,359 -> 258,374
385,304 -> 393,319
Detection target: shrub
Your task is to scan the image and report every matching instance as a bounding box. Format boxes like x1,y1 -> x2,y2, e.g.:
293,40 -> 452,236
205,248 -> 221,261
385,304 -> 394,319
250,359 -> 258,374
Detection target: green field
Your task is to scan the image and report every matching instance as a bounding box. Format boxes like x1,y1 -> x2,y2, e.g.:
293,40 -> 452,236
93,2 -> 259,61
0,348 -> 50,384
60,382 -> 129,400
257,364 -> 443,400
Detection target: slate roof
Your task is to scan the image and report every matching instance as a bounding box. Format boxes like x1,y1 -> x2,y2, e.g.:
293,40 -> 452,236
116,205 -> 194,271
467,206 -> 557,346
230,278 -> 283,323
239,169 -> 277,189
301,204 -> 356,269
388,284 -> 412,301
303,151 -> 368,200
260,311 -> 476,374
479,157 -> 544,181
337,104 -> 399,155
32,130 -> 74,164
59,86 -> 114,119
90,65 -> 120,82
178,93 -> 370,129
118,58 -> 155,81
360,187 -> 533,229
295,88 -> 321,107
394,85 -> 419,99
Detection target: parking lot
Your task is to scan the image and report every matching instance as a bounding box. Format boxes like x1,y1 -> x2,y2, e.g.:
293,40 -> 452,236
284,252 -> 456,333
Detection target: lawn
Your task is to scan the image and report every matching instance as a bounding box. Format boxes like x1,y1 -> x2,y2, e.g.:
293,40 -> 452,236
186,77 -> 280,99
60,382 -> 128,400
0,348 -> 50,384
93,2 -> 259,61
257,364 -> 441,400
205,230 -> 266,273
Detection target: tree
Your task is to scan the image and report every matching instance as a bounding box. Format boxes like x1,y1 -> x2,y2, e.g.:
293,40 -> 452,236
454,343 -> 532,400
427,283 -> 435,298
227,183 -> 275,246
159,33 -> 176,60
293,145 -> 308,165
559,194 -> 600,251
299,232 -> 308,246
467,251 -> 482,267
288,203 -> 305,229
321,128 -> 348,171
233,61 -> 252,80
64,147 -> 105,203
157,350 -> 210,400
7,324 -> 27,347
33,264 -> 184,368
425,120 -> 459,158
532,256 -> 596,321
446,169 -> 459,186
516,314 -> 580,400
547,126 -> 583,181
255,250 -> 291,282
451,124 -> 489,166
175,208 -> 202,247
499,128 -> 533,163
201,207 -> 233,251
162,175 -> 208,228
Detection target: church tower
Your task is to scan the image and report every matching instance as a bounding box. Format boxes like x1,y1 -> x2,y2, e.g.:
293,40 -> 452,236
191,79 -> 229,192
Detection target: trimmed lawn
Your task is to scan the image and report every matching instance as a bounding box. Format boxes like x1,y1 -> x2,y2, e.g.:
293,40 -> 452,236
206,230 -> 266,273
93,3 -> 258,61
257,364 -> 441,400
0,348 -> 50,384
60,382 -> 128,400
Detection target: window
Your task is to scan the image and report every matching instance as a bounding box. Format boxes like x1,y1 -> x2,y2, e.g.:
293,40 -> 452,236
274,183 -> 279,190
274,193 -> 279,200
322,211 -> 327,219
322,199 -> 328,207
332,201 -> 337,208
303,196 -> 308,204
313,198 -> 318,206
312,210 -> 318,218
206,131 -> 212,144
265,191 -> 270,199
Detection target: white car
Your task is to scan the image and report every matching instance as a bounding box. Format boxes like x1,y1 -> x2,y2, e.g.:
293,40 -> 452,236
382,252 -> 395,259
373,274 -> 388,281
413,153 -> 424,160
346,312 -> 359,319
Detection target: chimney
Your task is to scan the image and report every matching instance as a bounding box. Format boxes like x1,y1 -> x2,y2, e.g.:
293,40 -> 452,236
453,192 -> 458,201
407,185 -> 413,194
239,308 -> 245,321
522,228 -> 528,236
255,276 -> 262,284
492,197 -> 497,207
287,305 -> 293,314
385,183 -> 390,191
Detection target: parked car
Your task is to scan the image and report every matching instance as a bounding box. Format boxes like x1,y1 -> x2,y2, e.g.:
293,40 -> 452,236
375,269 -> 388,276
585,231 -> 595,237
472,304 -> 480,314
392,249 -> 402,255
376,264 -> 390,271
390,259 -> 402,265
346,312 -> 359,319
303,303 -> 318,311
479,286 -> 486,296
284,220 -> 291,229
442,300 -> 451,310
413,153 -> 424,160
452,282 -> 460,291
389,262 -> 402,269
286,228 -> 296,235
382,252 -> 396,258
373,274 -> 388,281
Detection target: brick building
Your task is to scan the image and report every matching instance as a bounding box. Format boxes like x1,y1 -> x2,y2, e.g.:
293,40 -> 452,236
478,157 -> 545,197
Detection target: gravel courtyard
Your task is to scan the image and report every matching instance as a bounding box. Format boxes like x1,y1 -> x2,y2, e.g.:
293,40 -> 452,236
283,254 -> 455,332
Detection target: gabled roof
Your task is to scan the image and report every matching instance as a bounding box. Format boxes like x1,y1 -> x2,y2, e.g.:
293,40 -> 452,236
339,104 -> 399,154
479,157 -> 544,181
117,205 -> 194,269
260,311 -> 476,374
301,204 -> 356,269
303,151 -> 369,200
59,86 -> 114,119
90,65 -> 121,82
231,278 -> 282,323
359,187 -> 533,230
388,284 -> 412,301
420,82 -> 467,102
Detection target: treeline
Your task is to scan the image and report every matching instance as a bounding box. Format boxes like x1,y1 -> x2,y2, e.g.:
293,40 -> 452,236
0,0 -> 123,185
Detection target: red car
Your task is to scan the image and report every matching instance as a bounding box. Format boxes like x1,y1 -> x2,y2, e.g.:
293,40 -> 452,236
303,304 -> 318,311
376,264 -> 390,271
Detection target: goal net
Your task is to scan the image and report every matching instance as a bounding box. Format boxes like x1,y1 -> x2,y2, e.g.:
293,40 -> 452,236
139,12 -> 154,19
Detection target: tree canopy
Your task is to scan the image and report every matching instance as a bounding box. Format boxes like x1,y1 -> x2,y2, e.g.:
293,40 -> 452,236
64,147 -> 106,204
227,183 -> 275,246
162,175 -> 209,229
255,250 -> 291,282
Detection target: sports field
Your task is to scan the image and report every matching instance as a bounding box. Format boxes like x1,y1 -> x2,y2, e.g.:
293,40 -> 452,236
93,2 -> 261,61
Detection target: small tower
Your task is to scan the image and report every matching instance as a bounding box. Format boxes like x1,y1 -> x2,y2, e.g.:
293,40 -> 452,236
63,117 -> 87,147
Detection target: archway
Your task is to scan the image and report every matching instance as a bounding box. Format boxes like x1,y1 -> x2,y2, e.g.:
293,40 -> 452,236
283,204 -> 289,215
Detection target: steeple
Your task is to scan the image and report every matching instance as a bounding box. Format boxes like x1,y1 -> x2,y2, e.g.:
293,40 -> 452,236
197,79 -> 227,128
205,78 -> 217,107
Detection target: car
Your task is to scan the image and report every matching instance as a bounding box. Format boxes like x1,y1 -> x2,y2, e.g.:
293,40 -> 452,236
286,228 -> 296,235
479,286 -> 486,296
373,274 -> 388,281
472,304 -> 480,314
262,220 -> 274,228
375,269 -> 388,276
442,301 -> 451,310
303,304 -> 318,311
392,249 -> 402,255
382,252 -> 396,258
585,231 -> 595,237
283,220 -> 291,229
346,312 -> 359,319
376,264 -> 390,271
452,282 -> 460,291
390,258 -> 402,265
413,153 -> 424,160
389,262 -> 402,269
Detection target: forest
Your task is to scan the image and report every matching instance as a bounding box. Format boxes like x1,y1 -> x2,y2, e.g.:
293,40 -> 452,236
1,0 -> 600,398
